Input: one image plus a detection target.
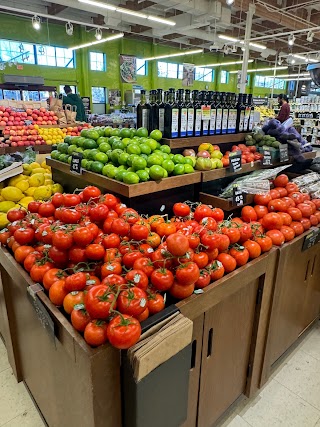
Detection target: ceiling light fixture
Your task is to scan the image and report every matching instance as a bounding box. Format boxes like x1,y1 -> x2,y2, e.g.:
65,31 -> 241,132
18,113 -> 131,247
278,56 -> 283,65
239,40 -> 267,50
70,32 -> 124,50
197,59 -> 254,68
291,58 -> 296,64
232,44 -> 237,53
263,73 -> 310,78
144,49 -> 203,61
226,0 -> 235,5
307,31 -> 314,42
78,0 -> 176,26
95,28 -> 102,40
230,66 -> 288,74
282,77 -> 312,81
218,34 -> 239,43
32,15 -> 41,30
66,22 -> 74,36
288,34 -> 295,46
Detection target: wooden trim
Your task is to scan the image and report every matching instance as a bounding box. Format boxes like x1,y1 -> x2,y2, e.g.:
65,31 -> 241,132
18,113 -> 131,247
161,133 -> 249,149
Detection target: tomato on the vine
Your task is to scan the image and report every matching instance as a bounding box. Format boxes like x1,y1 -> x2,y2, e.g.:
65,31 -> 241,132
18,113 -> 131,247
65,272 -> 87,292
43,268 -> 66,291
63,291 -> 84,315
71,304 -> 91,332
151,268 -> 174,291
169,281 -> 194,299
82,186 -> 101,203
125,269 -> 149,290
107,315 -> 141,349
243,240 -> 261,259
84,320 -> 108,347
176,262 -> 200,286
52,230 -> 73,250
229,247 -> 250,266
86,285 -> 117,319
117,287 -> 147,317
147,293 -> 165,314
217,253 -> 236,273
266,230 -> 285,246
195,270 -> 211,289
49,279 -> 68,306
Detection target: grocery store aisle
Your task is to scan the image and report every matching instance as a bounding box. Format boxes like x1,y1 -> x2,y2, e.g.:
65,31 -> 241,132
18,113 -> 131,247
0,322 -> 319,427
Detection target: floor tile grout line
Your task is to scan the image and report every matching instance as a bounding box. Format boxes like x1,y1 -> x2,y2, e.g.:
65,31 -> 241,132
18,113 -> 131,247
273,377 -> 320,413
300,347 -> 320,362
0,403 -> 39,427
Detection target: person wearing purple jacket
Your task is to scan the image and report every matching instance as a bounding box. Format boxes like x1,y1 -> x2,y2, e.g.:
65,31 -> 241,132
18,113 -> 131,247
275,94 -> 290,123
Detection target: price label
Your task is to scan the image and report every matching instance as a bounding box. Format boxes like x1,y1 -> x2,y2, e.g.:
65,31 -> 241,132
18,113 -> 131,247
70,153 -> 83,175
302,228 -> 320,251
27,285 -> 55,345
201,105 -> 211,121
232,186 -> 246,206
262,147 -> 272,166
229,150 -> 242,173
279,144 -> 289,163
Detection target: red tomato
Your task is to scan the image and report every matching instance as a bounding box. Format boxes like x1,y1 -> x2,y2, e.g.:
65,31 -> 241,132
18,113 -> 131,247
254,193 -> 272,206
274,187 -> 288,197
300,217 -> 311,231
208,260 -> 225,280
221,227 -> 240,244
303,201 -> 317,214
194,270 -> 211,289
286,183 -> 299,193
71,305 -> 91,332
200,216 -> 217,231
216,253 -> 236,273
194,204 -> 214,222
69,246 -> 87,263
241,206 -> 257,222
229,247 -> 250,266
262,213 -> 283,230
270,189 -> 281,199
130,224 -> 149,241
243,240 -> 261,258
122,251 -> 144,269
217,234 -> 230,251
296,203 -> 313,218
268,199 -> 287,212
89,204 -> 109,222
173,203 -> 191,217
63,291 -> 84,315
28,201 -> 41,213
111,218 -> 130,236
125,270 -> 149,290
51,193 -> 65,208
13,228 -> 35,245
273,174 -> 289,187
211,208 -> 224,222
72,227 -> 93,247
38,202 -> 55,217
7,208 -> 26,222
86,223 -> 100,239
43,268 -> 66,291
14,246 -> 34,264
61,209 -> 81,224
254,205 -> 268,219
30,262 -> 54,283
166,232 -> 189,256
102,274 -> 126,288
24,252 -> 42,272
49,279 -> 68,306
291,221 -> 304,236
239,223 -> 253,243
85,244 -> 105,260
201,232 -> 220,250
150,268 -> 174,291
136,307 -> 149,322
169,281 -> 194,299
107,315 -> 141,349
176,262 -> 200,285
65,272 -> 87,292
310,214 -> 319,226
289,192 -> 305,205
193,252 -> 209,269
280,226 -> 295,242
117,287 -> 147,316
52,230 -> 73,250
266,230 -> 285,246
282,197 -> 295,208
156,222 -> 176,237
206,247 -> 219,261
82,186 -> 101,203
86,285 -> 117,318
255,236 -> 273,252
147,294 -> 165,314
84,320 -> 108,347
288,207 -> 302,221
278,212 -> 292,226
101,194 -> 118,209
133,257 -> 154,277
121,208 -> 140,225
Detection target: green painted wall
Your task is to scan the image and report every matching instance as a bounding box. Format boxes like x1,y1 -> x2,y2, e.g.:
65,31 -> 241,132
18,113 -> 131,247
0,13 -> 286,106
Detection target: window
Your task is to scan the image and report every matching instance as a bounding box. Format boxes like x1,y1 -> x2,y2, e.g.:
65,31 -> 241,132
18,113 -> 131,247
90,52 -> 106,71
56,47 -> 74,68
157,61 -> 182,79
59,85 -> 77,95
195,67 -> 214,82
136,58 -> 147,76
22,91 -> 40,101
3,90 -> 21,100
39,91 -> 50,101
255,75 -> 285,89
36,45 -> 56,66
0,39 -> 35,64
92,87 -> 106,103
0,90 -> 3,100
220,70 -> 229,84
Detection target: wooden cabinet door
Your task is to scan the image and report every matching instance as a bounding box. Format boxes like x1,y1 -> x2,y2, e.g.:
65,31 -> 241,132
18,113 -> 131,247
301,245 -> 320,330
197,279 -> 260,427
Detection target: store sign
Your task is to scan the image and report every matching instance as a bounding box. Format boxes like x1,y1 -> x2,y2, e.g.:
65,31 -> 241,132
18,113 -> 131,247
120,54 -> 137,83
297,112 -> 317,119
279,144 -> 289,162
302,228 -> 320,251
70,153 -> 83,175
232,185 -> 246,206
27,284 -> 55,345
229,151 -> 242,173
262,147 -> 272,166
239,179 -> 270,195
182,63 -> 194,87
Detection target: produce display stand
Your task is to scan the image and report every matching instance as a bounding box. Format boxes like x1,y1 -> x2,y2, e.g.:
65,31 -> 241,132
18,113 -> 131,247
161,133 -> 249,149
260,229 -> 320,387
0,145 -> 52,155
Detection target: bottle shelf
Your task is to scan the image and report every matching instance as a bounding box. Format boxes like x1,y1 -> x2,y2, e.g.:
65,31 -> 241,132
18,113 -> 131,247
161,133 -> 249,149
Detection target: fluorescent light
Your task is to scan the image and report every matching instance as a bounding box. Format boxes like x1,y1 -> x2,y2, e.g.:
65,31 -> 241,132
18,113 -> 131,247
283,77 -> 312,81
218,34 -> 239,42
263,73 -> 310,78
70,33 -> 124,50
147,16 -> 176,26
293,54 -> 305,61
78,0 -> 176,26
197,59 -> 254,68
239,40 -> 267,50
144,49 -> 203,61
230,66 -> 288,74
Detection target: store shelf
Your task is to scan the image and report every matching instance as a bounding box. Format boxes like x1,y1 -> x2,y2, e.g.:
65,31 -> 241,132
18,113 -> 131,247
0,145 -> 52,155
201,161 -> 261,182
199,192 -> 255,211
0,125 -> 72,132
161,133 -> 248,149
47,157 -> 201,197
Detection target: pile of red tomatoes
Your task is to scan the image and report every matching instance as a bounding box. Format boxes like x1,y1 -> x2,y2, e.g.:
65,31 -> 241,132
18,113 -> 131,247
1,174 -> 318,349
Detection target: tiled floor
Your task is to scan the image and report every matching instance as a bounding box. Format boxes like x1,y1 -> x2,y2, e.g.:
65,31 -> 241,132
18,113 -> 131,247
0,322 -> 319,427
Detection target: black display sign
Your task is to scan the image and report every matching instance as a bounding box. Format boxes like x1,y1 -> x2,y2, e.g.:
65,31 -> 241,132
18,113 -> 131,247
229,151 -> 242,173
297,112 -> 317,119
262,147 -> 272,166
232,186 -> 246,206
302,228 -> 320,251
27,285 -> 55,344
279,144 -> 289,163
70,153 -> 83,175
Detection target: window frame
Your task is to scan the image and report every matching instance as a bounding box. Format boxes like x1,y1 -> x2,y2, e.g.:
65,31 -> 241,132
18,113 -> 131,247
89,51 -> 106,72
91,86 -> 107,104
220,70 -> 229,84
194,67 -> 214,82
136,58 -> 147,76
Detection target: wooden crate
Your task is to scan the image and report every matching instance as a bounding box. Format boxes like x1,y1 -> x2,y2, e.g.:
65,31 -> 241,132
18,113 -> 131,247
199,192 -> 255,211
0,247 -> 121,427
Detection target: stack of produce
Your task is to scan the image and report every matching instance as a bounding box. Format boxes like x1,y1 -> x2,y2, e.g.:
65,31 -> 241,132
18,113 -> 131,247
182,143 -> 223,171
0,148 -> 36,171
255,106 -> 274,120
51,127 -> 197,183
0,106 -> 58,127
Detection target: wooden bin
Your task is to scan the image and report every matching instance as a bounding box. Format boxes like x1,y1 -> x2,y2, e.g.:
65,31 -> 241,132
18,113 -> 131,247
260,230 -> 320,386
0,248 -> 121,427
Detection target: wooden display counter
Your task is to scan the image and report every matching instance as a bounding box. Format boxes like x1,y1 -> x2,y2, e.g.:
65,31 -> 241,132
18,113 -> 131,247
0,145 -> 52,155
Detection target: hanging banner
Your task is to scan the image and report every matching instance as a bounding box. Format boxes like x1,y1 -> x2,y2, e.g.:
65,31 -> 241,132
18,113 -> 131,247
120,54 -> 137,83
182,63 -> 194,87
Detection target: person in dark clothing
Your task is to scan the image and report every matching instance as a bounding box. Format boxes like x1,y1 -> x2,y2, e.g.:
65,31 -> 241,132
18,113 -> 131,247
275,94 -> 290,123
62,85 -> 86,122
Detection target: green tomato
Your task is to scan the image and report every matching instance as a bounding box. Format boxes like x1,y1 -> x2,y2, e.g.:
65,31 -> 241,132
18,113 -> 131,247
87,149 -> 99,161
149,165 -> 165,180
132,157 -> 147,171
123,171 -> 140,184
159,144 -> 171,154
183,157 -> 194,166
118,152 -> 130,165
146,138 -> 158,151
161,159 -> 175,173
150,129 -> 163,141
127,154 -> 140,167
95,152 -> 108,164
184,164 -> 194,174
115,169 -> 126,182
104,127 -> 113,137
136,169 -> 149,182
99,142 -> 112,153
147,154 -> 163,167
173,164 -> 185,175
140,143 -> 152,155
127,144 -> 141,155
102,164 -> 118,178
173,154 -> 185,164
97,136 -> 109,145
122,138 -> 132,147
90,161 -> 104,174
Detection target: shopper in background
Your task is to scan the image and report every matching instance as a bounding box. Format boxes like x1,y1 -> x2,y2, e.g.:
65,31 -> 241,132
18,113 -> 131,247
275,94 -> 290,123
62,85 -> 86,122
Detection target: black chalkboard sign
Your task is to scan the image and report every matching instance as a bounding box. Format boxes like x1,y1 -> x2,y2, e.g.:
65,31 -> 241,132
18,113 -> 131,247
70,153 -> 83,175
262,147 -> 272,166
232,186 -> 246,206
229,151 -> 242,173
302,228 -> 320,251
27,285 -> 55,344
279,144 -> 289,163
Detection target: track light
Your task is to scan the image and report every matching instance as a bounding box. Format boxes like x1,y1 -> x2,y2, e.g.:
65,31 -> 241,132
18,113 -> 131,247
95,28 -> 102,41
231,44 -> 237,53
66,22 -> 73,36
305,55 -> 309,63
307,31 -> 314,42
32,15 -> 41,30
291,58 -> 295,64
288,34 -> 295,46
226,0 -> 234,4
278,56 -> 283,65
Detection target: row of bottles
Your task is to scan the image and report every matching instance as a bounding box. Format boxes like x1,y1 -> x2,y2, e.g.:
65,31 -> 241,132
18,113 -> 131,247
136,89 -> 255,139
